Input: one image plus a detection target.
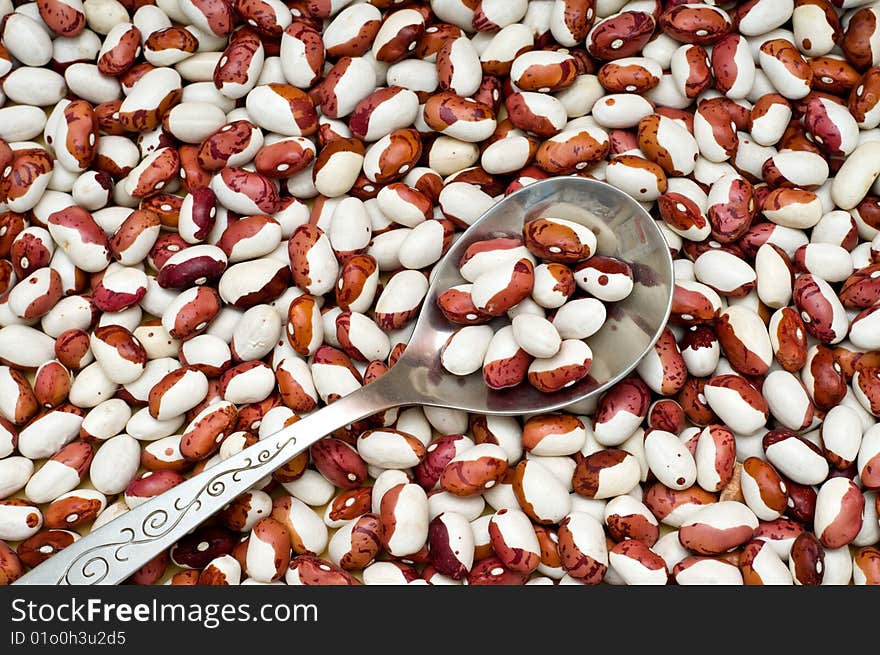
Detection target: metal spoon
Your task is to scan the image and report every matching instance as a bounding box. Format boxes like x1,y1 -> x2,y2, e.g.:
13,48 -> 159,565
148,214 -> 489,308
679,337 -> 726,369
16,177 -> 673,585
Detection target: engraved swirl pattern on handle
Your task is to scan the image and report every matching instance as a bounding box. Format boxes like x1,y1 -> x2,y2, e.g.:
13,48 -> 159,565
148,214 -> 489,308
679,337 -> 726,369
15,374 -> 398,586
60,434 -> 297,585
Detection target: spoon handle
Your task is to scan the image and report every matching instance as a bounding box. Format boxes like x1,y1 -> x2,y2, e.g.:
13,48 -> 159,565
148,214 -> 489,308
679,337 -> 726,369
14,378 -> 398,585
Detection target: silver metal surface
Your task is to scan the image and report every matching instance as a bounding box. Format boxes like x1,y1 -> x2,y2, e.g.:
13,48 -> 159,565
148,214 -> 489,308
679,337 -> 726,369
15,177 -> 673,585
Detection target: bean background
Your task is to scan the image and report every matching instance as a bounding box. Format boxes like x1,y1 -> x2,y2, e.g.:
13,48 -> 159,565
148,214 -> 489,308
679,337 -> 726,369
0,0 -> 880,586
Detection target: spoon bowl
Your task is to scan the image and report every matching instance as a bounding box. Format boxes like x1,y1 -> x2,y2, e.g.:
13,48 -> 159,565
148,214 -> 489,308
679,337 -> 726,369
395,176 -> 675,414
16,176 -> 674,585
